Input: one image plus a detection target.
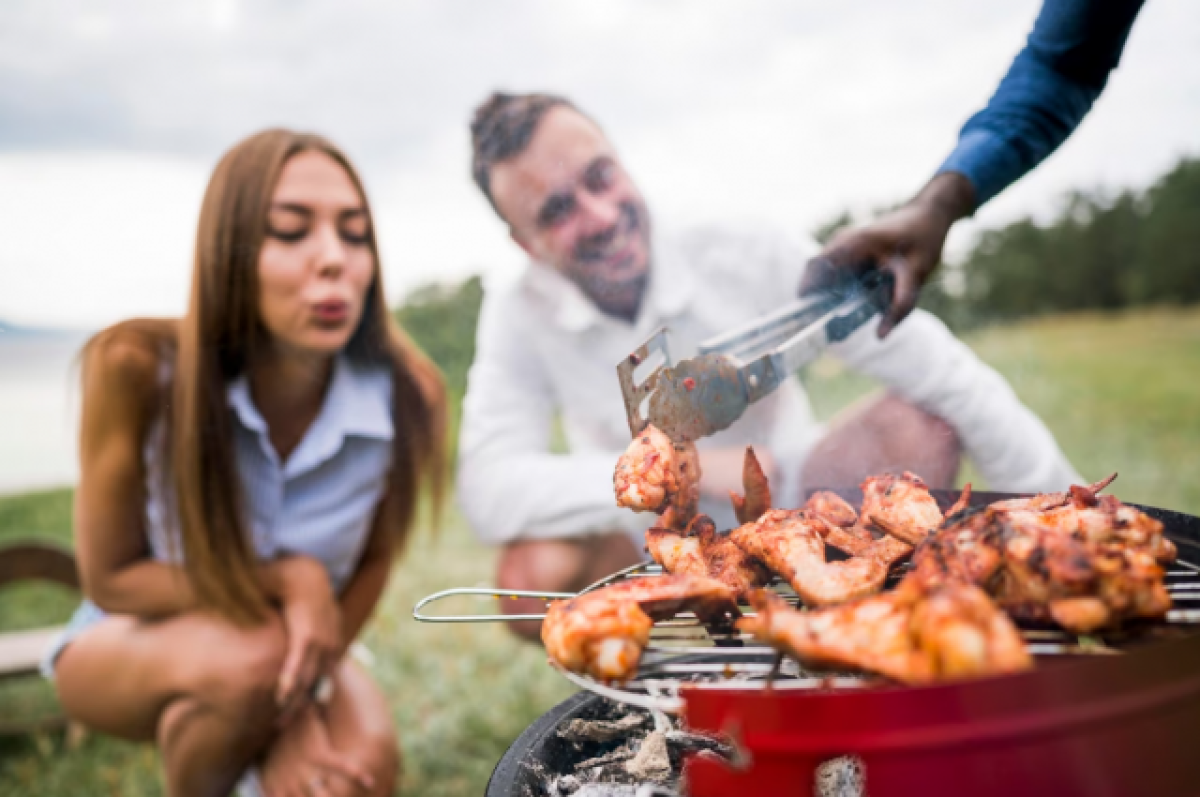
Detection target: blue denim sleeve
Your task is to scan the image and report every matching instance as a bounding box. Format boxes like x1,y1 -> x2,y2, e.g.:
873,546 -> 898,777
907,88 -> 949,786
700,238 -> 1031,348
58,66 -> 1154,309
937,0 -> 1145,207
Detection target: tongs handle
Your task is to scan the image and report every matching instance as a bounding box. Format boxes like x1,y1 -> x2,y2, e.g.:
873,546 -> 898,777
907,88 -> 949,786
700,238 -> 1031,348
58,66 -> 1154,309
411,587 -> 574,623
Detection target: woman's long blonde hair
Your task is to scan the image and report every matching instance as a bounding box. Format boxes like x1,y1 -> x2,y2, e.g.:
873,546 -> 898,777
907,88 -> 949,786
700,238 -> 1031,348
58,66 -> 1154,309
89,130 -> 446,625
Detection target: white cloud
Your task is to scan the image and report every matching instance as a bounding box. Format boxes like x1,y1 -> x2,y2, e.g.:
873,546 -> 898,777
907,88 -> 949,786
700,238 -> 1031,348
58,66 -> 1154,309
0,0 -> 1198,327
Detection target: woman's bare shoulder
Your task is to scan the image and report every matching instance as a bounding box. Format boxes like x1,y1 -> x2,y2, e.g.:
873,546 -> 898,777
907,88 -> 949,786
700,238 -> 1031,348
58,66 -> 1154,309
83,319 -> 178,410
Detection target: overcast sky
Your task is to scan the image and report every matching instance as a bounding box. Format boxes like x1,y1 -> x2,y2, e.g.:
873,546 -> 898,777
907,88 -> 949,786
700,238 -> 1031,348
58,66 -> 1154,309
2,0 -> 1198,329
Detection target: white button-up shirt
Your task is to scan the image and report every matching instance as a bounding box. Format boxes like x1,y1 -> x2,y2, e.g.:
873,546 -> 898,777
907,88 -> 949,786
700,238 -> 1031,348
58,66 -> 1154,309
456,224 -> 1081,546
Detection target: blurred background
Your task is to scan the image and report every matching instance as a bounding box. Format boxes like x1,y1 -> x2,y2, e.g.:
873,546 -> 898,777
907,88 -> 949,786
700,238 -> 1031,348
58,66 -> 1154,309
1,1 -> 1197,794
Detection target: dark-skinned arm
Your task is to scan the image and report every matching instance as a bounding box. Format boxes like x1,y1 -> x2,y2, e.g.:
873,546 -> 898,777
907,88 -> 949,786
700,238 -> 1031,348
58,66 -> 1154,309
805,0 -> 1146,336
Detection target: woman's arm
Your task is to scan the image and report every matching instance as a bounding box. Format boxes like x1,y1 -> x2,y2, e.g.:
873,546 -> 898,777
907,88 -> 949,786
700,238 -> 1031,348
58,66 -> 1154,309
270,488 -> 400,719
335,487 -> 400,652
75,334 -> 200,617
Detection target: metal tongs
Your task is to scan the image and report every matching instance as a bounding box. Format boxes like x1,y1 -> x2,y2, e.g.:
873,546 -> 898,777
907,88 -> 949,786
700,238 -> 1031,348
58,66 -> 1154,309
617,271 -> 892,442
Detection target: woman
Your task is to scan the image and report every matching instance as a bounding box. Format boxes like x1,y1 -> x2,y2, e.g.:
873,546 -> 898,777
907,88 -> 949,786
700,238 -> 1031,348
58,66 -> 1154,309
46,129 -> 446,797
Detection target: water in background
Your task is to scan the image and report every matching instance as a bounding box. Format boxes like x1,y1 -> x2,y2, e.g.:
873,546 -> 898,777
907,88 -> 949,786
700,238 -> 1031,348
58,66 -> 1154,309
0,330 -> 90,495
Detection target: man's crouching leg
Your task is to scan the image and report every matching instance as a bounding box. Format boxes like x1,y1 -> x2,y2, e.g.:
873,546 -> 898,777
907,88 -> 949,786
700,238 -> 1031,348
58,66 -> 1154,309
802,392 -> 962,491
497,533 -> 643,642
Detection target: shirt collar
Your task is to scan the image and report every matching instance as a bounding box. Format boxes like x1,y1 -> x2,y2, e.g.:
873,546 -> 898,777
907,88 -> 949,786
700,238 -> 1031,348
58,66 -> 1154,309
227,354 -> 393,477
522,232 -> 697,334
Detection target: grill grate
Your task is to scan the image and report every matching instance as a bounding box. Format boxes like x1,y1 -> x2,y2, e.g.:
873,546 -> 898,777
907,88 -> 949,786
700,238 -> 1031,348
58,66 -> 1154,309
415,554 -> 1200,714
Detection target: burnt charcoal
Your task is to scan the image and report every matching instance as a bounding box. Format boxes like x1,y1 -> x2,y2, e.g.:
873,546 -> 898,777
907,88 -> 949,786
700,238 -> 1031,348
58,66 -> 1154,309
664,729 -> 734,760
559,712 -> 651,743
574,745 -> 636,773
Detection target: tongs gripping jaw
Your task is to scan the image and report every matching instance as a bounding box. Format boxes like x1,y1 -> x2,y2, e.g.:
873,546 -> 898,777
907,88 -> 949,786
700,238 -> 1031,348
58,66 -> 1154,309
617,327 -> 671,438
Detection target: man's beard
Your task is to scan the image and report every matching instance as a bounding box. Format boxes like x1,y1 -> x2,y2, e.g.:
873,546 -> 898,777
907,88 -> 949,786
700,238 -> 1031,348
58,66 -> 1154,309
567,201 -> 651,322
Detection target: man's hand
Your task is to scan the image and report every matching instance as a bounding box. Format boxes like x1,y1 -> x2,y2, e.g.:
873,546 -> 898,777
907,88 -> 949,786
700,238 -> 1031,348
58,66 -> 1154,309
801,172 -> 976,337
272,556 -> 343,726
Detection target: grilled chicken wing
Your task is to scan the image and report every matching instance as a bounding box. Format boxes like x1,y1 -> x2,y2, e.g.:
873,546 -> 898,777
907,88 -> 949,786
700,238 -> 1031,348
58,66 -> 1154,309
805,490 -> 914,568
730,446 -> 773,525
738,583 -> 1031,684
861,471 -> 944,545
542,574 -> 736,683
646,515 -> 771,598
731,509 -> 887,606
613,424 -> 701,528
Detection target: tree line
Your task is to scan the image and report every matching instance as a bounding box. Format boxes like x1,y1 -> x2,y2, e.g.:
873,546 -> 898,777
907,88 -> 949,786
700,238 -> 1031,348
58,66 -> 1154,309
395,156 -> 1199,390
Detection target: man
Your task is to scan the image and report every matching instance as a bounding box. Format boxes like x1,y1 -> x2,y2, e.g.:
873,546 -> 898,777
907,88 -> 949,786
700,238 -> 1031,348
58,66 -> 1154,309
457,92 -> 1081,639
811,0 -> 1148,335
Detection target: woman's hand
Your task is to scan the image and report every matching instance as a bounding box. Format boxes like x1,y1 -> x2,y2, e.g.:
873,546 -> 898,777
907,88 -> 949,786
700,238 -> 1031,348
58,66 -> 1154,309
259,705 -> 375,797
272,555 -> 343,725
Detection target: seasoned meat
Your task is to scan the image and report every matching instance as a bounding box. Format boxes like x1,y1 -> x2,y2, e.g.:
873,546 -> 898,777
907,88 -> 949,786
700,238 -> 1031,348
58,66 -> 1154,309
908,480 -> 1173,633
738,582 -> 1031,684
729,446 -> 773,525
731,509 -> 887,606
613,424 -> 700,528
646,515 -> 771,599
542,574 -> 737,683
861,471 -> 944,545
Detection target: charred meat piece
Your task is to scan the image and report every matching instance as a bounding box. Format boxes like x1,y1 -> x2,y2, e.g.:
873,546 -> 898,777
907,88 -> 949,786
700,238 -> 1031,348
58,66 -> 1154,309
989,472 -> 1117,513
731,509 -> 887,606
910,485 -> 1173,633
805,490 -> 861,529
861,471 -> 944,546
646,515 -> 771,599
542,574 -> 738,683
806,490 -> 918,569
729,446 -> 773,525
614,424 -> 700,528
738,582 -> 1031,685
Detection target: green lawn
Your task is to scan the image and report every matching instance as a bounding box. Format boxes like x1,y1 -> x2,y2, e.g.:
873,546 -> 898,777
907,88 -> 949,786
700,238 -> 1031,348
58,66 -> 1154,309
2,306 -> 1198,795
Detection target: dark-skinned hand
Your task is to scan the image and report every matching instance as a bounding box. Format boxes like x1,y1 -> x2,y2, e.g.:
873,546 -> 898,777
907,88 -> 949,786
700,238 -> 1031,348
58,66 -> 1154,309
801,172 -> 976,338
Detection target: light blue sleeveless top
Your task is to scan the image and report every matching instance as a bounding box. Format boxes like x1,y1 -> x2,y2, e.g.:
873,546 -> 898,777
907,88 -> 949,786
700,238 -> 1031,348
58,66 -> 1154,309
43,354 -> 395,676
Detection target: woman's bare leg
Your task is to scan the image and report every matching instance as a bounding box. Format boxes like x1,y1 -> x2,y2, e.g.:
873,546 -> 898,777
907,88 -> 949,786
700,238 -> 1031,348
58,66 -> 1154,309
53,612 -> 287,797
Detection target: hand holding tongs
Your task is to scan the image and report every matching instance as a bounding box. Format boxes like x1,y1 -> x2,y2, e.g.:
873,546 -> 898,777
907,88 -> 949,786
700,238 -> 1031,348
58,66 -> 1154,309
617,270 -> 893,443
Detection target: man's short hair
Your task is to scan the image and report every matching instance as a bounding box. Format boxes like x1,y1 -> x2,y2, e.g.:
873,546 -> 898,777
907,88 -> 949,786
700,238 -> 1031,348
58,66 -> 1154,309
470,91 -> 577,214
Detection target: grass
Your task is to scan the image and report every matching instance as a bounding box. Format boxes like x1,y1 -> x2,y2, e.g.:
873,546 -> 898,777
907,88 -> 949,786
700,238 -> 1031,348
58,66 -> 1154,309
1,305 -> 1199,795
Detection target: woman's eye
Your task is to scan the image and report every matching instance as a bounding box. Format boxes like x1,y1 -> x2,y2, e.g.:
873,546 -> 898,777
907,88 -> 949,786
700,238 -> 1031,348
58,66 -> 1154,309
266,226 -> 308,243
340,226 -> 371,245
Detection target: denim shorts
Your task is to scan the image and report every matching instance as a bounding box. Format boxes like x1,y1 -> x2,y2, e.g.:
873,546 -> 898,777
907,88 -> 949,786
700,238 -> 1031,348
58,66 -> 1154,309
39,599 -> 109,680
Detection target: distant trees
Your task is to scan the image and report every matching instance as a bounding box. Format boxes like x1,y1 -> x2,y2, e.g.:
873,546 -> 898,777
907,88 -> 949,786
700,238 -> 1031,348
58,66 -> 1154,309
392,275 -> 484,401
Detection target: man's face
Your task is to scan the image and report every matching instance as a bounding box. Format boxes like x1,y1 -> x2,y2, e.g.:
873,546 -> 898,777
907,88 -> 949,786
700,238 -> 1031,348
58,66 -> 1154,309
490,107 -> 651,320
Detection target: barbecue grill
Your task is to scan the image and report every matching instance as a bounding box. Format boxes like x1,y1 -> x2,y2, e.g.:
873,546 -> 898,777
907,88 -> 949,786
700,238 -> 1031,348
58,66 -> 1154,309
414,490 -> 1200,796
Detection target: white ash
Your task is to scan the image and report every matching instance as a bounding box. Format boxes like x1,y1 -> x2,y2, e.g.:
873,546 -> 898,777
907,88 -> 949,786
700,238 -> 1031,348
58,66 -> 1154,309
815,755 -> 867,797
624,731 -> 672,781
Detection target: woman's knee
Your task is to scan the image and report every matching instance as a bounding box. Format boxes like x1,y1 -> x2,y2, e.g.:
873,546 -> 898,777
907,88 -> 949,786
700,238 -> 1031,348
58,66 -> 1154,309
355,725 -> 400,796
188,614 -> 288,720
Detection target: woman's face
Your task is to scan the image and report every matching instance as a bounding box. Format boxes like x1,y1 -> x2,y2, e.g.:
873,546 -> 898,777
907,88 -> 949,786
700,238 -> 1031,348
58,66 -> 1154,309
257,150 -> 376,357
